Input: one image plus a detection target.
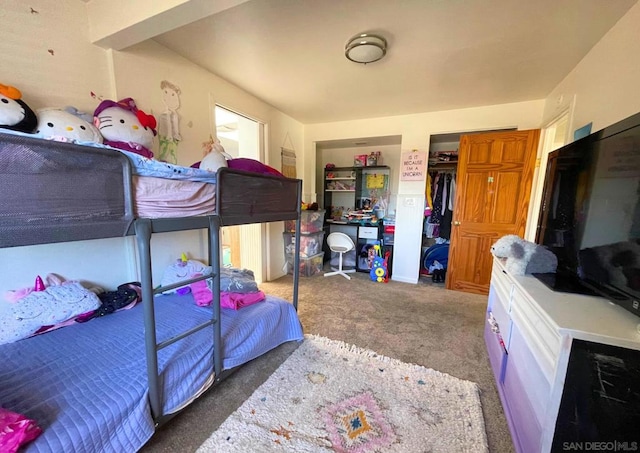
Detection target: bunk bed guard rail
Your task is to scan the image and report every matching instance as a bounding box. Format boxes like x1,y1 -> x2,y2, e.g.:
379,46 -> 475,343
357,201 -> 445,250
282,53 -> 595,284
0,134 -> 134,248
216,167 -> 303,310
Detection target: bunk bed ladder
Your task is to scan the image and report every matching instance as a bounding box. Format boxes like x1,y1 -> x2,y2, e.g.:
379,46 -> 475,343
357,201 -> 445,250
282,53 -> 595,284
208,215 -> 223,377
134,217 -> 222,423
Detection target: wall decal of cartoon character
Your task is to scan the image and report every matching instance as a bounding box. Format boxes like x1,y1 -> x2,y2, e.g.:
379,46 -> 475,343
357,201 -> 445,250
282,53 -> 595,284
158,80 -> 182,163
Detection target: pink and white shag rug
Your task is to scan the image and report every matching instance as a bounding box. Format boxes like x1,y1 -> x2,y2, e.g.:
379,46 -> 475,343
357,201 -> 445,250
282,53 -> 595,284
197,334 -> 488,452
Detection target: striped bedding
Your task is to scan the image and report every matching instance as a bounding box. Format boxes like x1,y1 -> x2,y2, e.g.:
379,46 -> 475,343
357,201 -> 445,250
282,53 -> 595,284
0,293 -> 303,452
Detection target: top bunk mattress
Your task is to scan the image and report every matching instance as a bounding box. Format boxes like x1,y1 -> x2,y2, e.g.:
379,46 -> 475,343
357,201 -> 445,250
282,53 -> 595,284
0,133 -> 301,248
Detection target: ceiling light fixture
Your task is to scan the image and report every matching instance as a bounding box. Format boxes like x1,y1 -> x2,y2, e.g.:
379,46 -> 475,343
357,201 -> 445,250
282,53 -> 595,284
345,33 -> 387,64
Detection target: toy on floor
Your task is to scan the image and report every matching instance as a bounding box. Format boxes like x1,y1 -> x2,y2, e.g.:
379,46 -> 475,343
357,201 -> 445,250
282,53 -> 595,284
369,244 -> 390,283
94,98 -> 157,158
490,234 -> 558,276
0,83 -> 38,133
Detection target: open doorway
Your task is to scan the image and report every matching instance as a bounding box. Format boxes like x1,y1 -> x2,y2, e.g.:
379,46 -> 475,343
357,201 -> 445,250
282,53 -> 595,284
215,105 -> 266,282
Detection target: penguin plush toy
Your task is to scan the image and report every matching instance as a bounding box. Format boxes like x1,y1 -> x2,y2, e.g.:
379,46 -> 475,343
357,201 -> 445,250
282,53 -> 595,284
0,83 -> 38,134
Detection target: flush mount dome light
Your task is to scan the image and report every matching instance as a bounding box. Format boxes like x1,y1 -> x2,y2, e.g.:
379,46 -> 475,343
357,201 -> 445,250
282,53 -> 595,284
345,33 -> 387,64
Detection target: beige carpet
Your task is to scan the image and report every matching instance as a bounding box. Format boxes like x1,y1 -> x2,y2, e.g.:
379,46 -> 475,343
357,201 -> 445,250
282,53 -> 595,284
142,270 -> 514,453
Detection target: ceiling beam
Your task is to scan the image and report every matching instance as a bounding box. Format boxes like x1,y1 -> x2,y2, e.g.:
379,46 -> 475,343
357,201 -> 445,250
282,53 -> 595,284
87,0 -> 250,50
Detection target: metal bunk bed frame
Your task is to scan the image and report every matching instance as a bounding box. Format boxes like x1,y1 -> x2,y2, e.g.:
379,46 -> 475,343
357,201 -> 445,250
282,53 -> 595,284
133,169 -> 302,425
0,133 -> 303,428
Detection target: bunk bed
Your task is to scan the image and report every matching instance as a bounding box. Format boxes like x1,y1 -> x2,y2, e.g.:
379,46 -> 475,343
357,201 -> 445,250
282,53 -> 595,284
0,133 -> 304,452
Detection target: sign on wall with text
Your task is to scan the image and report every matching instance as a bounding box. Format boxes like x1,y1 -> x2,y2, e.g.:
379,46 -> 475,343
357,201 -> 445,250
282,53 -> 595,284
401,150 -> 427,181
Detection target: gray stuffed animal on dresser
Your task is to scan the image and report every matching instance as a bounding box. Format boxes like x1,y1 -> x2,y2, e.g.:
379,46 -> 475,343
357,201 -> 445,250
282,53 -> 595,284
490,234 -> 558,276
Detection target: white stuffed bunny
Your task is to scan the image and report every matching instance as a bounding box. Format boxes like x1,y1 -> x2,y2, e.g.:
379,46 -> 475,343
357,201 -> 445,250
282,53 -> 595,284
200,136 -> 233,172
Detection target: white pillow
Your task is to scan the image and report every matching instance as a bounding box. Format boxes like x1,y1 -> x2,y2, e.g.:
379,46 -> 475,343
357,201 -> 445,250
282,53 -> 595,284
160,259 -> 212,294
0,282 -> 101,345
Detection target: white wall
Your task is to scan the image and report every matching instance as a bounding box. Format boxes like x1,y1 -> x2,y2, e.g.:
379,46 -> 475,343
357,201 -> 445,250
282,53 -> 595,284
109,40 -> 305,283
0,0 -> 113,113
542,1 -> 640,134
0,0 -> 304,296
305,100 -> 545,283
305,1 -> 640,285
2,0 -> 639,293
0,0 -> 129,294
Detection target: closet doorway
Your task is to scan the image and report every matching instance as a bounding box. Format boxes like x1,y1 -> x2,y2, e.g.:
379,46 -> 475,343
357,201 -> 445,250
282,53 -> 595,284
446,129 -> 540,294
215,105 -> 265,282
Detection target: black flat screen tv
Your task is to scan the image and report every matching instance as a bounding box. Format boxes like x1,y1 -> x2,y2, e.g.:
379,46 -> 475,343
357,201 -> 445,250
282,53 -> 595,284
535,111 -> 640,318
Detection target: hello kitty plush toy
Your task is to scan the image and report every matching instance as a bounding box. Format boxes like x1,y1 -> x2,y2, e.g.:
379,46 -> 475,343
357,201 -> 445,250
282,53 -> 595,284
35,107 -> 103,143
93,97 -> 157,158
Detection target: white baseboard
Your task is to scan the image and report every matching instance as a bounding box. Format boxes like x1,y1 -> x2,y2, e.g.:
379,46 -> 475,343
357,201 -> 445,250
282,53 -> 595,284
391,275 -> 419,284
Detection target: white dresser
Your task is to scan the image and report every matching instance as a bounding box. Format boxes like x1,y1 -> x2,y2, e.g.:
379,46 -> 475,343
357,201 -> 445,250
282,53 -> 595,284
485,258 -> 640,453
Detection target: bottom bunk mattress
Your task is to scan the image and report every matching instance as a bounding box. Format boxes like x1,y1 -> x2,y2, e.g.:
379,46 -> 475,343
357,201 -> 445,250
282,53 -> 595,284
0,292 -> 303,452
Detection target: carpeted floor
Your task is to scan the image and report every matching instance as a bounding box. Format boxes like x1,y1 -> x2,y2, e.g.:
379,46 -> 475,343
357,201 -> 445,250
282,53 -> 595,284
141,269 -> 514,453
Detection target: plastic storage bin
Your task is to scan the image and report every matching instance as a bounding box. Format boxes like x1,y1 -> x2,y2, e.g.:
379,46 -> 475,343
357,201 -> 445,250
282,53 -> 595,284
284,210 -> 325,233
283,231 -> 325,258
286,252 -> 325,277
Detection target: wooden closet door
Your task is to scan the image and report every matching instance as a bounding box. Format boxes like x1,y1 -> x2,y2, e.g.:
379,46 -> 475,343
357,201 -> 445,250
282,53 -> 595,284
446,130 -> 539,295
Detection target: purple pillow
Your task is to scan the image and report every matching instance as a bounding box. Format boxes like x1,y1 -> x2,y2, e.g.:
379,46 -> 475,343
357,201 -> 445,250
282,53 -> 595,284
191,158 -> 284,177
228,158 -> 284,176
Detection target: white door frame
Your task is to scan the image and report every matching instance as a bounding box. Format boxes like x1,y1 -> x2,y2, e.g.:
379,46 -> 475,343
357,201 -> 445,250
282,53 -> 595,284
214,104 -> 267,282
525,107 -> 573,241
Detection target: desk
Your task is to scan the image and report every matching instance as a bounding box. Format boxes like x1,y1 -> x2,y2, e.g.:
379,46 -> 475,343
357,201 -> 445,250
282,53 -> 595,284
325,221 -> 386,273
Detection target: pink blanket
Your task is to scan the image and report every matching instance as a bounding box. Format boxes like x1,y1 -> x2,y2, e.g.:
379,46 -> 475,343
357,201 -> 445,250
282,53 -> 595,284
190,275 -> 265,310
220,291 -> 266,310
133,175 -> 216,218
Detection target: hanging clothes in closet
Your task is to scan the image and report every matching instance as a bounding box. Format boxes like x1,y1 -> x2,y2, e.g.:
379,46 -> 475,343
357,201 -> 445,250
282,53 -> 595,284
424,170 -> 456,240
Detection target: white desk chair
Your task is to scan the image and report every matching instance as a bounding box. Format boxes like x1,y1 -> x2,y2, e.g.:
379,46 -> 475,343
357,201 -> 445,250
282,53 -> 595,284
324,232 -> 356,280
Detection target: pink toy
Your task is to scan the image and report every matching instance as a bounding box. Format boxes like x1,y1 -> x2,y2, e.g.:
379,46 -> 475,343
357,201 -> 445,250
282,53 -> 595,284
34,275 -> 45,292
0,408 -> 42,453
4,274 -> 64,302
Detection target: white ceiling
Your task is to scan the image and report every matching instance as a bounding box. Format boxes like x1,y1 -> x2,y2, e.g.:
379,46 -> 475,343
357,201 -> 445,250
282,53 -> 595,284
153,0 -> 637,125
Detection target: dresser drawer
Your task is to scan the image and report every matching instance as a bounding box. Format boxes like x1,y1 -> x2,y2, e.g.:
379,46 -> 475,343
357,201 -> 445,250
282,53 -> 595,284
488,285 -> 512,351
484,321 -> 507,384
503,345 -> 543,453
508,324 -> 552,429
491,262 -> 512,314
510,285 -> 561,382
